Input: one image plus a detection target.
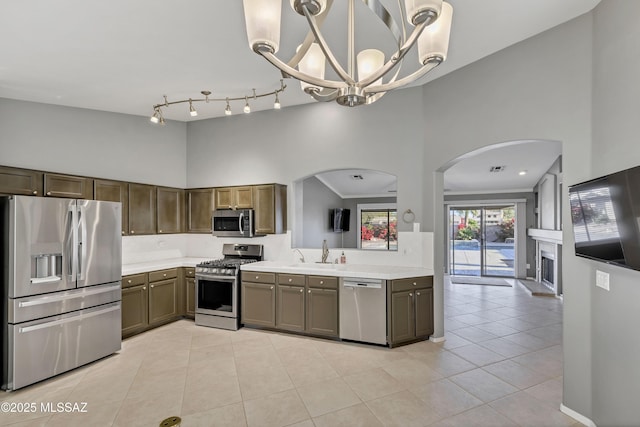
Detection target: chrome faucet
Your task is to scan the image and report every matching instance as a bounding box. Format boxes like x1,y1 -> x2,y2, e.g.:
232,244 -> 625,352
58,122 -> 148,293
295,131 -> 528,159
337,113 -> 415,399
321,240 -> 329,263
293,248 -> 305,263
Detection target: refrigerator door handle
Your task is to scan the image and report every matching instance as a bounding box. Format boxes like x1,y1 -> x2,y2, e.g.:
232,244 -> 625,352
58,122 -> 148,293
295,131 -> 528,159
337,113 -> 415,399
18,283 -> 121,307
65,204 -> 78,282
77,205 -> 87,283
18,305 -> 121,334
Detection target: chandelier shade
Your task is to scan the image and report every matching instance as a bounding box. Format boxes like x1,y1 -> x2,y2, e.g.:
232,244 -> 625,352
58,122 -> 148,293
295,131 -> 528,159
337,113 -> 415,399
242,0 -> 454,107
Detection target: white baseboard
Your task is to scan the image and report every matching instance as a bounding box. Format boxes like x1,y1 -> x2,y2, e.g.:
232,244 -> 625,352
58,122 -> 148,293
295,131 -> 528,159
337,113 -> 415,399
430,336 -> 446,343
560,404 -> 596,427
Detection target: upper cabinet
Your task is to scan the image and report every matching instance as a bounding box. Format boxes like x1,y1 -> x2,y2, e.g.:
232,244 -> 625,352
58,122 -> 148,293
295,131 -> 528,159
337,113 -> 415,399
129,183 -> 156,235
215,186 -> 253,210
157,187 -> 184,234
94,179 -> 129,235
254,184 -> 287,235
0,166 -> 43,196
44,173 -> 93,199
186,188 -> 214,233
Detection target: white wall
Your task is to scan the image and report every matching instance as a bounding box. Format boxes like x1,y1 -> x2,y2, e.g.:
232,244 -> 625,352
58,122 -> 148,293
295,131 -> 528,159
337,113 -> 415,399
0,98 -> 187,187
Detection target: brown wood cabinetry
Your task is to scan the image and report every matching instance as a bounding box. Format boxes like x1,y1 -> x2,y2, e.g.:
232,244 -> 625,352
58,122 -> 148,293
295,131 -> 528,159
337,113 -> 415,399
44,173 -> 93,199
122,273 -> 149,338
186,188 -> 214,233
388,276 -> 433,347
241,272 -> 276,327
94,179 -> 128,235
184,268 -> 196,318
306,276 -> 339,337
148,268 -> 179,326
253,184 -> 287,235
128,183 -> 156,235
276,274 -> 306,332
215,186 -> 253,210
0,166 -> 43,196
157,187 -> 184,234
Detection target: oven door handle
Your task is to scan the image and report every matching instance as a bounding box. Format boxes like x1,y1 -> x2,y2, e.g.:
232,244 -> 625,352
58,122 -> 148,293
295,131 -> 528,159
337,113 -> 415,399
196,274 -> 237,281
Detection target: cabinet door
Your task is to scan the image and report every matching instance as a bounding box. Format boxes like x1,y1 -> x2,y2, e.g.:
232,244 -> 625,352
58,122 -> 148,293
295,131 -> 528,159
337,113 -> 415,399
215,187 -> 233,209
415,287 -> 434,338
241,282 -> 275,327
390,291 -> 415,344
44,173 -> 93,199
122,284 -> 148,337
129,183 -> 156,235
276,285 -> 305,332
94,179 -> 128,235
254,184 -> 275,234
306,288 -> 338,337
0,166 -> 43,196
186,277 -> 196,317
186,188 -> 214,233
148,278 -> 178,326
157,187 -> 184,234
234,186 -> 254,209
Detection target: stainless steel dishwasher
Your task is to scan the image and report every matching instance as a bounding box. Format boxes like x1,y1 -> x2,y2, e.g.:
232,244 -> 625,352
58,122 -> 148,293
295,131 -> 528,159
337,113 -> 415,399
339,277 -> 387,345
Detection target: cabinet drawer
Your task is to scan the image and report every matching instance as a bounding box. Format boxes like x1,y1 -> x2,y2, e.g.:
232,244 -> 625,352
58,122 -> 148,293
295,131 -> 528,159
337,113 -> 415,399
278,274 -> 305,286
391,276 -> 432,293
307,275 -> 338,289
184,267 -> 196,278
123,273 -> 147,288
242,271 -> 276,284
149,268 -> 178,282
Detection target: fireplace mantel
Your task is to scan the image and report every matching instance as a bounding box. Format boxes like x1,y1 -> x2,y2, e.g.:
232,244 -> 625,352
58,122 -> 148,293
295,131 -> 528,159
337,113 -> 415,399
528,228 -> 563,245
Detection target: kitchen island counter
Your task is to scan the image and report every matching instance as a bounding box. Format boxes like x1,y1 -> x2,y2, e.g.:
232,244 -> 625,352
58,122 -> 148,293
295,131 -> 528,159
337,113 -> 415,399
240,261 -> 433,280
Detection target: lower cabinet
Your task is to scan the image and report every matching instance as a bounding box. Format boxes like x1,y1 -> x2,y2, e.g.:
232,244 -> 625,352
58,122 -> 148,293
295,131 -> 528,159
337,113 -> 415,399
388,276 -> 434,347
306,287 -> 338,337
276,285 -> 305,332
241,272 -> 276,327
148,278 -> 178,326
122,274 -> 149,338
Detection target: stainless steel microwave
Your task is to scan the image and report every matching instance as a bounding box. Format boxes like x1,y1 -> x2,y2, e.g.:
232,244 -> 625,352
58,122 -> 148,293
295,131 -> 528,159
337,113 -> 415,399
212,209 -> 255,238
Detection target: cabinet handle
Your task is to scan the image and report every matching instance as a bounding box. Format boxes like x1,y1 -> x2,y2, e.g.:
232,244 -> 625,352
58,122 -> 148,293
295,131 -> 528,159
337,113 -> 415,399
288,278 -> 292,282
417,292 -> 421,296
127,280 -> 132,284
163,273 -> 167,277
143,287 -> 146,290
308,289 -> 311,293
159,230 -> 163,233
121,231 -> 125,235
46,191 -> 51,196
131,230 -> 135,234
255,275 -> 259,279
319,280 -> 324,284
300,289 -> 303,293
32,190 -> 37,195
413,282 -> 417,286
270,286 -> 274,290
150,285 -> 154,288
409,293 -> 413,297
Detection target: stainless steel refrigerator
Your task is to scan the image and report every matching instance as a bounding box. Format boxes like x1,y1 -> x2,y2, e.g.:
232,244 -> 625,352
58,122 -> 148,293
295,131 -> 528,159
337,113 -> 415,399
1,195 -> 122,390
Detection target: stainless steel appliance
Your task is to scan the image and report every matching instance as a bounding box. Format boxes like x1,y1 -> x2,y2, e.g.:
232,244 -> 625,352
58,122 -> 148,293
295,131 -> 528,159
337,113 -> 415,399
1,195 -> 122,391
195,243 -> 263,330
212,209 -> 255,238
339,277 -> 387,345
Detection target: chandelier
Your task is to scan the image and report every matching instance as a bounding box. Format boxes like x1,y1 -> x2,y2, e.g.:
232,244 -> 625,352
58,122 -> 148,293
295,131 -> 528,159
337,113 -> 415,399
242,0 -> 453,107
150,80 -> 286,124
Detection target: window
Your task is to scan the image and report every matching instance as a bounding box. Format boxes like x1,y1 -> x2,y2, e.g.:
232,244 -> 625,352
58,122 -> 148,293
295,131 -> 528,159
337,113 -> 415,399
357,203 -> 397,251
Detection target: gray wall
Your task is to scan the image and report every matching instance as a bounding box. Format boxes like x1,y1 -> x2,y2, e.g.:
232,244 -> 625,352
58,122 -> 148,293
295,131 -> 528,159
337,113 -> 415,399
590,1 -> 640,425
301,176 -> 344,248
0,98 -> 187,187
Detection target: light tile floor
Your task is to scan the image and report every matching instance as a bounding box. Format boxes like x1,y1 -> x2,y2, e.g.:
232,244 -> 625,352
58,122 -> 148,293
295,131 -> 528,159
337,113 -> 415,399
2,277 -> 582,427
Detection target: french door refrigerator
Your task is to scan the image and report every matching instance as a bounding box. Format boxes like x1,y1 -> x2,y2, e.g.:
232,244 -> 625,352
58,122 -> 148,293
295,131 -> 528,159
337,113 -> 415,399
1,195 -> 122,390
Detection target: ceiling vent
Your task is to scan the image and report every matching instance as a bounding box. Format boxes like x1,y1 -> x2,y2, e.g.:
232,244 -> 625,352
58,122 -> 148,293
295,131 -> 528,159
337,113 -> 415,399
489,166 -> 506,173
351,174 -> 364,180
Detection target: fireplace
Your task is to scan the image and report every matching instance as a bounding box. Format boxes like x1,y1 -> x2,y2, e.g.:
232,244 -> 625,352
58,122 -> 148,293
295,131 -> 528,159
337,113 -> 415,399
541,254 -> 555,288
528,229 -> 563,296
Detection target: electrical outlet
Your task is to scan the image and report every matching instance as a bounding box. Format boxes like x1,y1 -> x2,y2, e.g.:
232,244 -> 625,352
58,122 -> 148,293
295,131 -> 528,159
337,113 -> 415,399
596,270 -> 610,291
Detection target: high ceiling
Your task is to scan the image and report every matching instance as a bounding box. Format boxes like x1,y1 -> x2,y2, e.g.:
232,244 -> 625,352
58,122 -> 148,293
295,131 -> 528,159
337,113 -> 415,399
0,1 -> 600,121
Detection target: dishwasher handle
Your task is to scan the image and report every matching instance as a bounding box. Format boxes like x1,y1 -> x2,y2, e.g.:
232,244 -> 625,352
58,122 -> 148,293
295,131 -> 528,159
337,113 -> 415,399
342,278 -> 383,289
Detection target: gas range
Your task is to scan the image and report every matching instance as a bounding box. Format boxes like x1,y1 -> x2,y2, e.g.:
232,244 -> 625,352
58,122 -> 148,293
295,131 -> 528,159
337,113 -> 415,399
196,258 -> 259,277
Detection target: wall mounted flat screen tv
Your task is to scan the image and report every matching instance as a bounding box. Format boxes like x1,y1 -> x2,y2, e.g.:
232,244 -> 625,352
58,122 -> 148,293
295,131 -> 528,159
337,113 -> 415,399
569,165 -> 640,271
329,208 -> 350,232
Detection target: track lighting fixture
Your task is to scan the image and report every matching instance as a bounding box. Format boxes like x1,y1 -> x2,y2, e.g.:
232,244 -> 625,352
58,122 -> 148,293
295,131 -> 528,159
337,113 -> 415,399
149,80 -> 286,124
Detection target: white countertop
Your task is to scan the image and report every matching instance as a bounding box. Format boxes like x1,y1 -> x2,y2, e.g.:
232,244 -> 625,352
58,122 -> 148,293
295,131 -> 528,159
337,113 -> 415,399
240,261 -> 433,280
122,257 -> 210,276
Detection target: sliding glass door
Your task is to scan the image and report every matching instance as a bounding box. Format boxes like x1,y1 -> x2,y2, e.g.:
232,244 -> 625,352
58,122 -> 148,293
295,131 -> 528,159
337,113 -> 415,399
449,205 -> 515,277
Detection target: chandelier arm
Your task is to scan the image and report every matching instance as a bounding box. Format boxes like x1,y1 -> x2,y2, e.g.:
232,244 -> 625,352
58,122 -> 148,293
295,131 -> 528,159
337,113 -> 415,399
259,50 -> 346,90
302,5 -> 355,86
357,17 -> 432,89
364,56 -> 442,94
286,0 -> 334,69
307,88 -> 341,102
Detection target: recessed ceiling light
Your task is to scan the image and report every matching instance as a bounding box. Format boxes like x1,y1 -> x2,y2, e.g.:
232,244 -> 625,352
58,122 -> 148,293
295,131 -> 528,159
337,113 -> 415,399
519,170 -> 527,176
